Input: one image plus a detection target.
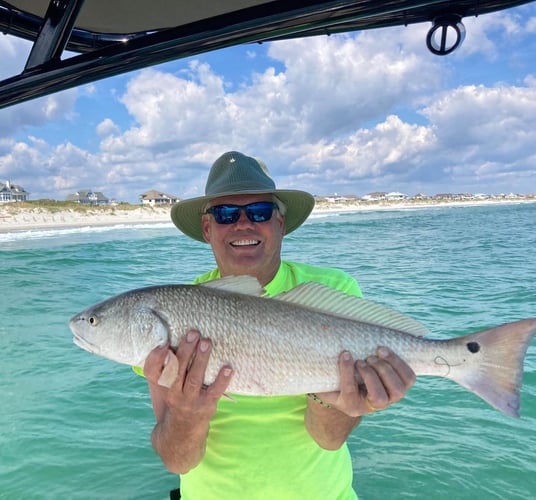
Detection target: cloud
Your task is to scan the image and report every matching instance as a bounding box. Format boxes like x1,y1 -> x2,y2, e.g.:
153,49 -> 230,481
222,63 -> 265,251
92,30 -> 445,194
0,36 -> 78,136
280,114 -> 437,194
0,136 -> 100,199
455,7 -> 536,64
421,81 -> 536,156
0,91 -> 78,137
96,118 -> 120,137
0,35 -> 31,80
1,5 -> 536,201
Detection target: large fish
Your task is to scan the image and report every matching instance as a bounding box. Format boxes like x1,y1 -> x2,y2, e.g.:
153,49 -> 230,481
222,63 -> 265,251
70,276 -> 536,417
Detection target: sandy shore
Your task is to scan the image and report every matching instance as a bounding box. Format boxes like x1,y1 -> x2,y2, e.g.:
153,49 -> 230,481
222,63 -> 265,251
1,199 -> 534,233
0,206 -> 172,233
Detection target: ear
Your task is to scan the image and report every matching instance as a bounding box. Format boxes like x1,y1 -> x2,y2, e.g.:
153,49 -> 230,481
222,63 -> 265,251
279,213 -> 286,236
201,214 -> 211,243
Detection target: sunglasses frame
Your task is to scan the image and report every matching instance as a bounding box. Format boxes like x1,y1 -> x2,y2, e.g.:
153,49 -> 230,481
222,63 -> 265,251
205,202 -> 278,225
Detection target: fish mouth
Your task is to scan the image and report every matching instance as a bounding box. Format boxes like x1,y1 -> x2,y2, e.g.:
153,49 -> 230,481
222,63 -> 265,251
70,318 -> 100,354
72,334 -> 100,354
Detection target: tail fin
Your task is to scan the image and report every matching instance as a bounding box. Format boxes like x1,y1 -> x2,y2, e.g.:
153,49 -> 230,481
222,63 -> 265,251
447,319 -> 536,417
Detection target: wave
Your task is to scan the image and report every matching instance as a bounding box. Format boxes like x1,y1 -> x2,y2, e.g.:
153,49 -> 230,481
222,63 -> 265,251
0,222 -> 174,243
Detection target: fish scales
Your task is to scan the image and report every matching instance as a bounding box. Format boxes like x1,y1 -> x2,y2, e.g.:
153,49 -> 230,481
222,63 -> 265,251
139,285 -> 427,395
70,276 -> 536,417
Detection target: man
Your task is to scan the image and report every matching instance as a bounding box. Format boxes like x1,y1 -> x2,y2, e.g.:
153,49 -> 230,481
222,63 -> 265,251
143,151 -> 415,499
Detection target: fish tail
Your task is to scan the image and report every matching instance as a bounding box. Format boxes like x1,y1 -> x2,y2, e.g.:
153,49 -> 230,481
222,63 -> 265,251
446,318 -> 536,417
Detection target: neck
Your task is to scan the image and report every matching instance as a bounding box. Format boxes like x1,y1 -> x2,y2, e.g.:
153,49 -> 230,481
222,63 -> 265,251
219,261 -> 280,288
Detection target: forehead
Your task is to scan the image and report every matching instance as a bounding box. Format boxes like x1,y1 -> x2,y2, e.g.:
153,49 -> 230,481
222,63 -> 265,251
208,194 -> 274,206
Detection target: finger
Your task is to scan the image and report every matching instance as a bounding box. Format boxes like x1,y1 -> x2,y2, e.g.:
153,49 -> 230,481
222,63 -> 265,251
367,354 -> 405,403
204,365 -> 234,402
355,359 -> 389,409
183,337 -> 212,395
377,347 -> 416,389
338,351 -> 358,397
175,329 -> 201,380
354,367 -> 365,387
144,344 -> 171,384
367,348 -> 415,407
367,349 -> 415,403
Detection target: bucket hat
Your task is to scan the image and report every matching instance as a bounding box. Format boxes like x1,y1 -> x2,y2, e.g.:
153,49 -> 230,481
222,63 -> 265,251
171,151 -> 315,242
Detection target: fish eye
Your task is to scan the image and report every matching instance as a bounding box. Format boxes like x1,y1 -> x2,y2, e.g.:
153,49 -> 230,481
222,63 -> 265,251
88,316 -> 98,326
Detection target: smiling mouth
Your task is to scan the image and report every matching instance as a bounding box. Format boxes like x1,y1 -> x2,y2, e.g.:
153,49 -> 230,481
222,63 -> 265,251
231,239 -> 260,247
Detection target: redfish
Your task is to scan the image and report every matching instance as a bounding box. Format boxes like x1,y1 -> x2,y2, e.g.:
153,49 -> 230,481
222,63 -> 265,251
70,276 -> 535,417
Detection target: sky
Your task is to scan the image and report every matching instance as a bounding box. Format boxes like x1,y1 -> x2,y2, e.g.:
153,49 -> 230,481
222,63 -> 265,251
1,4 -> 536,203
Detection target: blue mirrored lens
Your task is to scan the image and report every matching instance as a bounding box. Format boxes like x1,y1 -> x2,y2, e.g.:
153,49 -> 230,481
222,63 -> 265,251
207,202 -> 276,224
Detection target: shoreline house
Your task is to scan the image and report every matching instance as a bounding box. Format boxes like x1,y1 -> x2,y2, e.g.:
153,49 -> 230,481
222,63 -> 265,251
140,189 -> 179,206
0,180 -> 30,202
362,192 -> 388,201
66,189 -> 109,205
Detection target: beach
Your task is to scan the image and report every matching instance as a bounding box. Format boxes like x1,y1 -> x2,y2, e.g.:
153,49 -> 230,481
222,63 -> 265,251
1,198 -> 535,233
0,204 -> 172,232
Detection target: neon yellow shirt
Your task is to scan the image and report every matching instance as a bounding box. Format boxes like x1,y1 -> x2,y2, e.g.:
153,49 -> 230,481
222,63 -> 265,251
178,261 -> 362,499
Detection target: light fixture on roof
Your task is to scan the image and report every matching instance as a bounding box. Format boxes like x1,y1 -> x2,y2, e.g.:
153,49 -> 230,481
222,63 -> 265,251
426,14 -> 466,56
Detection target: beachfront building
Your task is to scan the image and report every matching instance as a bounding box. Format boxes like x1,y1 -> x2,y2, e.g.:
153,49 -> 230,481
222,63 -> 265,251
66,189 -> 109,205
362,192 -> 388,201
140,189 -> 179,206
315,195 -> 360,204
433,193 -> 473,201
385,192 -> 408,201
413,193 -> 430,200
0,180 -> 30,202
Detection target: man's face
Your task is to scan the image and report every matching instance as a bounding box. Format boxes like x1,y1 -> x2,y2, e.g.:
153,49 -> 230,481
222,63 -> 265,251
201,193 -> 285,286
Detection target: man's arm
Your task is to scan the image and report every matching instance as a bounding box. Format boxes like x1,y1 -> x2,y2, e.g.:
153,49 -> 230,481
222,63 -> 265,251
305,347 -> 416,450
144,331 -> 233,474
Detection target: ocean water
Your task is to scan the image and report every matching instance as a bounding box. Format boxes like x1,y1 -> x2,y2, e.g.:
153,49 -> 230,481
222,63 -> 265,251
0,203 -> 535,499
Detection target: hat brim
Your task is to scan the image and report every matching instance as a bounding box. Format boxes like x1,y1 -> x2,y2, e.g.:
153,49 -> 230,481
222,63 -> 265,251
171,189 -> 315,242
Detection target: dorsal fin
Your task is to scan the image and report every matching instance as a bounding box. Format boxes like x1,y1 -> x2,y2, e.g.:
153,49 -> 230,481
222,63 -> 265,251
274,282 -> 429,336
201,275 -> 265,296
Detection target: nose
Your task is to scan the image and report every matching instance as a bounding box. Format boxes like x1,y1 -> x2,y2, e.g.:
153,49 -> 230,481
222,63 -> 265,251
235,209 -> 255,226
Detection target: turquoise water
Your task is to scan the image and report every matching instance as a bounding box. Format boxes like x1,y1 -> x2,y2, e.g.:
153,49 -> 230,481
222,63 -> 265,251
1,203 -> 535,499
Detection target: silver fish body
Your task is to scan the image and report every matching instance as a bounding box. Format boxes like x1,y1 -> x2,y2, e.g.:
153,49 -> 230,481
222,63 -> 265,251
70,276 -> 536,417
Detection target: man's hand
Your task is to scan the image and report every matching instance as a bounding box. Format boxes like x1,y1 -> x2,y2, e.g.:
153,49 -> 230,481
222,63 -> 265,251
145,330 -> 233,474
317,347 -> 416,417
145,330 -> 233,413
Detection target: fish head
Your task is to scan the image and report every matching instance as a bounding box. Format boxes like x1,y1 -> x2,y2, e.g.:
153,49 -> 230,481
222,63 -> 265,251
69,290 -> 169,367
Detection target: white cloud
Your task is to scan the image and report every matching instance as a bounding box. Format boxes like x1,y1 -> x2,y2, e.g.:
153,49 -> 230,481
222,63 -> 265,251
96,118 -> 120,137
0,91 -> 78,136
421,81 -> 536,160
285,115 -> 437,193
459,7 -> 534,60
0,36 -> 78,136
92,30 -> 445,195
0,136 -> 100,199
1,4 -> 536,201
0,35 -> 31,79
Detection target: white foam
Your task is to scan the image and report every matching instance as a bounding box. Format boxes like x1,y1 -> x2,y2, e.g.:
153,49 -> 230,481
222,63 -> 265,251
0,222 -> 174,243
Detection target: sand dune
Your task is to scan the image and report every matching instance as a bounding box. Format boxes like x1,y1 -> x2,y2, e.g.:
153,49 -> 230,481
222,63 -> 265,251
1,199 -> 534,233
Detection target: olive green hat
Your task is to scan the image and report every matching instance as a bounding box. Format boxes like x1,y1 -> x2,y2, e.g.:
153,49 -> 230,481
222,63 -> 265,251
171,151 -> 315,242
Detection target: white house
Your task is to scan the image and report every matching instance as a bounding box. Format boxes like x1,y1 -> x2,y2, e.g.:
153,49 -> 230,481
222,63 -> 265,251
140,189 -> 179,205
0,181 -> 30,202
66,189 -> 109,205
385,192 -> 408,201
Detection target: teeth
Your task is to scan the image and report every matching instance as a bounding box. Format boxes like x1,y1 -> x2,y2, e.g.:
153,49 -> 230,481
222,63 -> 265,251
231,240 -> 259,246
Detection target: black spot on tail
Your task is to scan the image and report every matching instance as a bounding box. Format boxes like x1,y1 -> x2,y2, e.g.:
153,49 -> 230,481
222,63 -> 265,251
467,341 -> 480,353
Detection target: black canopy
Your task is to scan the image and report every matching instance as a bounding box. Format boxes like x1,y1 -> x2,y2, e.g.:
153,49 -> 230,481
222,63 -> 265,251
0,0 -> 533,108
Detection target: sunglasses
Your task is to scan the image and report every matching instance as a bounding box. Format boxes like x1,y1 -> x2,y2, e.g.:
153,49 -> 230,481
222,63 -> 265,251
205,202 -> 278,225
